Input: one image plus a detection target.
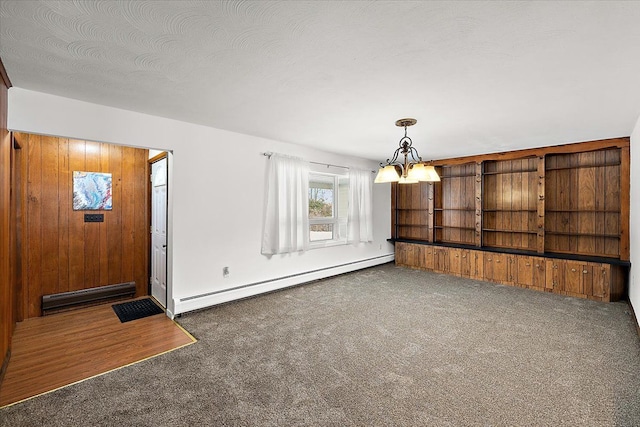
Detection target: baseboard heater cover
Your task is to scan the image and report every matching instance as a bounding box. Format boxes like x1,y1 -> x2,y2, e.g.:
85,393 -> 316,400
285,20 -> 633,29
174,254 -> 395,315
42,282 -> 136,314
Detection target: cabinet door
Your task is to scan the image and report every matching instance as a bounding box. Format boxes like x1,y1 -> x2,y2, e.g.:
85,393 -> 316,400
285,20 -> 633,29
449,248 -> 462,276
459,249 -> 472,277
591,263 -> 610,300
395,243 -> 407,266
546,259 -> 563,291
413,245 -> 425,269
493,253 -> 509,283
423,246 -> 434,271
484,253 -> 495,281
580,264 -> 594,296
516,256 -> 534,287
470,250 -> 484,280
531,256 -> 546,289
433,248 -> 449,273
484,253 -> 507,282
564,261 -> 584,294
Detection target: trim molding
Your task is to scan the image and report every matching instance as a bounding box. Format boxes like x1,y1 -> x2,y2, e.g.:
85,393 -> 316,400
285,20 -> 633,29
0,56 -> 12,88
149,151 -> 167,164
173,254 -> 395,314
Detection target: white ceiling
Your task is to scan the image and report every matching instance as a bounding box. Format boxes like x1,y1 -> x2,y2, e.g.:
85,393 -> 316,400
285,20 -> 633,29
1,1 -> 640,161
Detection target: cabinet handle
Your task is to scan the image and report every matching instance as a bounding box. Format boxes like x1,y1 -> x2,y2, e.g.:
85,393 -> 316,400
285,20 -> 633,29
462,255 -> 467,258
571,268 -> 576,272
583,270 -> 588,274
496,260 -> 501,263
553,265 -> 558,269
488,258 -> 492,262
535,264 -> 540,268
525,263 -> 530,266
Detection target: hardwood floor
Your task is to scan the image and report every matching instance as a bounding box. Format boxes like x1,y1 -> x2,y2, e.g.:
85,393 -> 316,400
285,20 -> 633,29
0,299 -> 195,407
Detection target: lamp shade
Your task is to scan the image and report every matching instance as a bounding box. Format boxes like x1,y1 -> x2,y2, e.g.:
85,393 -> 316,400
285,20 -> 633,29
409,164 -> 440,182
374,165 -> 400,183
398,175 -> 419,184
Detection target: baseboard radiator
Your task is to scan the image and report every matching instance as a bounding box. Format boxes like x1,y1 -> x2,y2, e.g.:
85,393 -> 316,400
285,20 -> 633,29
174,254 -> 395,315
42,282 -> 136,315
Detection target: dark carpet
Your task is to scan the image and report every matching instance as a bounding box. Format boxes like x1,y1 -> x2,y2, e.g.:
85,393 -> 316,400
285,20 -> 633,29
1,263 -> 639,426
112,298 -> 164,323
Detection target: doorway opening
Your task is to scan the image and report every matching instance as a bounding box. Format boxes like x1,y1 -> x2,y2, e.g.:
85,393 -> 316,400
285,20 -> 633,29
150,153 -> 168,308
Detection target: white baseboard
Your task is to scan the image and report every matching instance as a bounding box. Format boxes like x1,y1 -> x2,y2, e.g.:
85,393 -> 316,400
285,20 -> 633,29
173,254 -> 395,315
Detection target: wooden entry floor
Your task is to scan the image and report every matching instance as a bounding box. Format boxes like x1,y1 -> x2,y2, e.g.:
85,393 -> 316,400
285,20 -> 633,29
0,300 -> 196,407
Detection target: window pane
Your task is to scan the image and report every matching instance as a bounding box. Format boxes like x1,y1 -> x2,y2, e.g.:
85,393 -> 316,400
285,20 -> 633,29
310,223 -> 334,241
309,175 -> 334,219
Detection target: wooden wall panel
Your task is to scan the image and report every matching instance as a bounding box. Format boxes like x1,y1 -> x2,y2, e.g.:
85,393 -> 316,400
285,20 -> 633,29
41,136 -> 60,297
0,57 -> 12,383
16,133 -> 149,318
58,138 -> 70,294
68,139 -> 86,292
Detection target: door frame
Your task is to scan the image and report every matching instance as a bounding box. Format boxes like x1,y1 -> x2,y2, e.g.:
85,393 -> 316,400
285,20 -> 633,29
148,151 -> 171,313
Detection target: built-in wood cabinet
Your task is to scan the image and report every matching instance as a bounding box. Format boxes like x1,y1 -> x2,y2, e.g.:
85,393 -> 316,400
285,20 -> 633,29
544,149 -> 621,258
483,158 -> 538,251
435,164 -> 477,245
395,242 -> 625,302
391,138 -> 630,302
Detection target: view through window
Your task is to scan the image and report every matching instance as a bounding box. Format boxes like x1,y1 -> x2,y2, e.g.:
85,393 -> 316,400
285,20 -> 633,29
309,172 -> 348,245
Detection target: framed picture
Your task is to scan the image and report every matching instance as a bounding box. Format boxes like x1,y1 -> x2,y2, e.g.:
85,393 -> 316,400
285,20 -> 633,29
73,171 -> 113,210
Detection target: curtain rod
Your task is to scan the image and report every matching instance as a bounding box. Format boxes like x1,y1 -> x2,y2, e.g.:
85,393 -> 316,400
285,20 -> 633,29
261,152 -> 375,173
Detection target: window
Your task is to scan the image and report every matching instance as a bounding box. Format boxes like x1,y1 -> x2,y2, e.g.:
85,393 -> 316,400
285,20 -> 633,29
309,172 -> 348,247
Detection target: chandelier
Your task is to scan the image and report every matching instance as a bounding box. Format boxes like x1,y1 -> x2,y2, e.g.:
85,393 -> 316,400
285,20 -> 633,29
374,118 -> 440,184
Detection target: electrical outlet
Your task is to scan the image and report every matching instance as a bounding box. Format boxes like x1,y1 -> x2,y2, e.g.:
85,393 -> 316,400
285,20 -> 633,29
223,267 -> 229,278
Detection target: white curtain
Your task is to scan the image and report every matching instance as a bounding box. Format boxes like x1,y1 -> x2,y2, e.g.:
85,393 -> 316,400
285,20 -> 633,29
261,154 -> 310,255
347,168 -> 373,243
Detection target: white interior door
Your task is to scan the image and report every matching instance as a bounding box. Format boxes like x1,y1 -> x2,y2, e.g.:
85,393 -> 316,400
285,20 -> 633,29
151,157 -> 168,307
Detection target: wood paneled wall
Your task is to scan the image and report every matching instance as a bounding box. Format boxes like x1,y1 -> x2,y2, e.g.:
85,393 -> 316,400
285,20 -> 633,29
0,57 -> 12,383
15,133 -> 149,318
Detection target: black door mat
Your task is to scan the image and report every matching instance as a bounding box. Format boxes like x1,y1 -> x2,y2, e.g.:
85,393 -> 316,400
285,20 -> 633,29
112,298 -> 164,323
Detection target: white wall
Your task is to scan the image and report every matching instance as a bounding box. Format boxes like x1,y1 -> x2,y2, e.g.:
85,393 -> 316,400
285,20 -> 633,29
630,115 -> 640,325
8,88 -> 394,316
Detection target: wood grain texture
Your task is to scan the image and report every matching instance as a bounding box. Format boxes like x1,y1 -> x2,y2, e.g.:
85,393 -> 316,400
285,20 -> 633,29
0,299 -> 195,407
392,139 -> 628,261
536,157 -> 545,253
0,59 -> 11,384
545,148 -> 621,258
619,146 -> 630,260
19,134 -> 149,318
429,137 -> 629,166
396,242 -> 621,302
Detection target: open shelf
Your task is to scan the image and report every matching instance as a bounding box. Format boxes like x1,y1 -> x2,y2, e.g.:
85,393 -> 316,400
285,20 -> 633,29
482,169 -> 536,175
545,161 -> 620,171
435,226 -> 476,231
545,231 -> 619,238
483,209 -> 537,212
483,228 -> 538,234
546,209 -> 620,213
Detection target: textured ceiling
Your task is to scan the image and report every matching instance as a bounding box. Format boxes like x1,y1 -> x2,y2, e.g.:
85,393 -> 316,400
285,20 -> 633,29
1,1 -> 640,161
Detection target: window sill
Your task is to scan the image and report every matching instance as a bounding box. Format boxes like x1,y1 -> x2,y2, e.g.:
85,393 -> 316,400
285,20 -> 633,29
309,239 -> 348,250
